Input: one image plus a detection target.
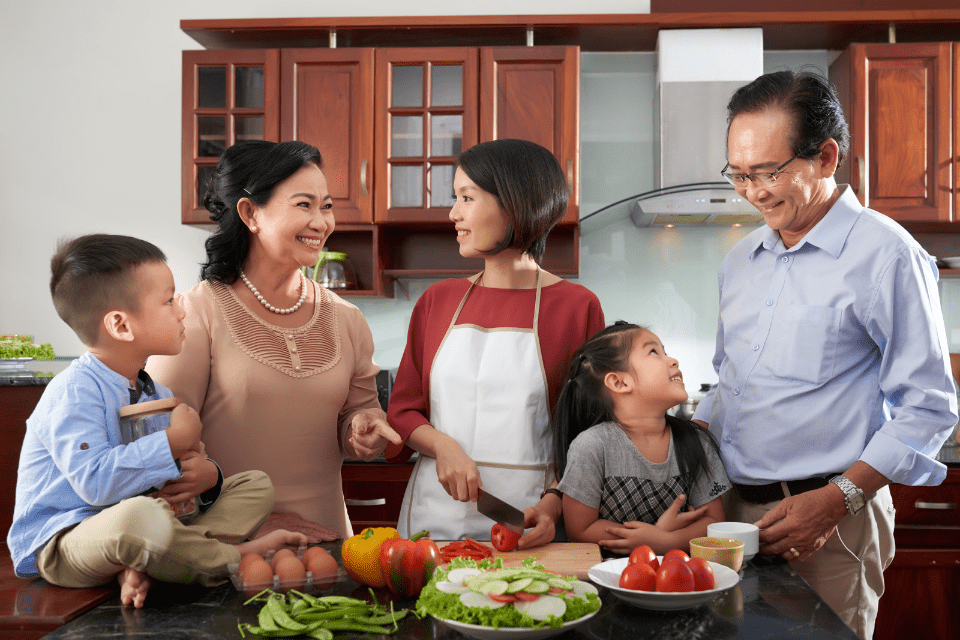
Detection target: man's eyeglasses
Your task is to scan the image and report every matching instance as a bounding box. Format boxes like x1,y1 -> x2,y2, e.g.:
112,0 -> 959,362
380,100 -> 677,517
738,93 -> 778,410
721,152 -> 800,188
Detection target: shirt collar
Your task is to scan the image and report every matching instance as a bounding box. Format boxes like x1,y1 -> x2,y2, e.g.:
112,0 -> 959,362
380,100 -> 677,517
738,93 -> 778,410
749,185 -> 861,260
80,352 -> 157,403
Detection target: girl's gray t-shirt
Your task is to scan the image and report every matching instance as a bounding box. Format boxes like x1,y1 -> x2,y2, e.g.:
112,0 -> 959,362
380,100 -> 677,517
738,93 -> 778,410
556,421 -> 730,524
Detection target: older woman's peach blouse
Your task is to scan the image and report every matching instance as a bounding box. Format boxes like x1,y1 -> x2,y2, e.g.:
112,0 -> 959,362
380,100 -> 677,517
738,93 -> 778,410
147,279 -> 384,538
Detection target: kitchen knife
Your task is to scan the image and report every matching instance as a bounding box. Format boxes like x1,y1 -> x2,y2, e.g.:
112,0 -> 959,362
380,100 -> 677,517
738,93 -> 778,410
476,488 -> 525,535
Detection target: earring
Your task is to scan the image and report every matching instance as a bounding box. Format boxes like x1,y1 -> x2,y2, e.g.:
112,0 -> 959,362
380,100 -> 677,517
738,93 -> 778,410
250,225 -> 258,232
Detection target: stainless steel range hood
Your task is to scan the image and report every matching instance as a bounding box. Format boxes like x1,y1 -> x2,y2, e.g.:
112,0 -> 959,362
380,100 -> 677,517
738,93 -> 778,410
632,29 -> 766,227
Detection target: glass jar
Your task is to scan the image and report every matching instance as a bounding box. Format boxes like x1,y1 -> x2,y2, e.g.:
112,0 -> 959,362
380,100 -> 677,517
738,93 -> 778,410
118,397 -> 199,522
306,249 -> 358,290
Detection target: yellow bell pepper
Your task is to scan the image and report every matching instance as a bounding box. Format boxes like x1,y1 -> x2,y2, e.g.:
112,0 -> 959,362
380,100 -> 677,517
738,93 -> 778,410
340,526 -> 400,587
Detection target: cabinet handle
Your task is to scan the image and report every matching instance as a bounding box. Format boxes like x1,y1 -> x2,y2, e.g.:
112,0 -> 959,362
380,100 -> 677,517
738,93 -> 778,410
566,158 -> 573,194
854,156 -> 864,197
360,159 -> 368,197
345,498 -> 386,506
915,501 -> 957,510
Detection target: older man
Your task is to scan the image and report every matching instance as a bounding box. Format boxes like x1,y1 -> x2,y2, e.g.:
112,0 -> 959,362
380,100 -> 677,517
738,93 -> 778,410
693,70 -> 957,640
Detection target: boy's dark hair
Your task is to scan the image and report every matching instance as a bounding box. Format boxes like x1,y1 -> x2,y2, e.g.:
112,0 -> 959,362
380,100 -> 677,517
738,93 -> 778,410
50,234 -> 167,346
200,140 -> 323,283
553,321 -> 722,494
727,69 -> 850,168
457,138 -> 568,262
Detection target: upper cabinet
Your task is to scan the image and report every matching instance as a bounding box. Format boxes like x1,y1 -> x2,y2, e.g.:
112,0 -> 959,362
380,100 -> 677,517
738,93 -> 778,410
181,45 -> 580,296
182,50 -> 280,224
830,42 -> 955,225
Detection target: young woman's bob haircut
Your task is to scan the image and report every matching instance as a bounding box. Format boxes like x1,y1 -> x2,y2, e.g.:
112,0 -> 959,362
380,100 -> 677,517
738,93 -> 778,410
456,139 -> 568,262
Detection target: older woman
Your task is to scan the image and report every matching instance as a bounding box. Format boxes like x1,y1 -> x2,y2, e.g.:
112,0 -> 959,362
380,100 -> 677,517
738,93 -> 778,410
148,140 -> 399,541
386,139 -> 605,547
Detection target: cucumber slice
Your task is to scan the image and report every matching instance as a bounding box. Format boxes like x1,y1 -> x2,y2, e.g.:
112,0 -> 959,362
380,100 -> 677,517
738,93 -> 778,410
548,578 -> 574,590
479,580 -> 509,596
506,577 -> 533,593
523,580 -> 549,593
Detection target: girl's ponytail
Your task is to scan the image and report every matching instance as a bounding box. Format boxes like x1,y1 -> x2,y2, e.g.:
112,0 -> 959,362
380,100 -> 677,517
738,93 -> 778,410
553,321 -> 641,479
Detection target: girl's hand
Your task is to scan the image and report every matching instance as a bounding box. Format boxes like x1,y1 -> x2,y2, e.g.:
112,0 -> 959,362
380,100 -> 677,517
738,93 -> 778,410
655,494 -> 709,532
434,436 -> 482,502
517,506 -> 556,550
598,520 -> 659,554
348,412 -> 402,461
156,450 -> 217,504
253,512 -> 340,543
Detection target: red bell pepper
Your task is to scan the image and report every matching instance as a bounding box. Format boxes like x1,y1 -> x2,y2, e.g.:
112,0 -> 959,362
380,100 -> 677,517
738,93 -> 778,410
378,530 -> 441,599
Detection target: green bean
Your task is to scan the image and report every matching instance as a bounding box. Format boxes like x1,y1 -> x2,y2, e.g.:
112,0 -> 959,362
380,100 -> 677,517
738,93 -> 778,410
257,604 -> 281,632
267,596 -> 310,632
305,629 -> 333,640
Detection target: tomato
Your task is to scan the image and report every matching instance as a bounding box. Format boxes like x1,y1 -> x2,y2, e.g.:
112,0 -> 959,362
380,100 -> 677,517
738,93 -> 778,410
662,549 -> 691,565
656,560 -> 696,592
489,593 -> 518,603
628,545 -> 659,572
619,562 -> 657,591
687,557 -> 716,591
490,523 -> 521,552
514,591 -> 541,601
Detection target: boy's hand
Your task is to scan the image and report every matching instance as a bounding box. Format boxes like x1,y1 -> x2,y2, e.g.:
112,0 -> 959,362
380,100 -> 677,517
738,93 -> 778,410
166,403 -> 202,459
157,450 -> 217,504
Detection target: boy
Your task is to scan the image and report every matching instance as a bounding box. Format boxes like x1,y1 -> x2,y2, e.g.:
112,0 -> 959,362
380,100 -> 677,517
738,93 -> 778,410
7,234 -> 305,608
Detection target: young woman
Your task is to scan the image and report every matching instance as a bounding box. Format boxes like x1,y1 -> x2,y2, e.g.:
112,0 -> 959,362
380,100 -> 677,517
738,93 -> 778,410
386,139 -> 605,547
554,322 -> 730,555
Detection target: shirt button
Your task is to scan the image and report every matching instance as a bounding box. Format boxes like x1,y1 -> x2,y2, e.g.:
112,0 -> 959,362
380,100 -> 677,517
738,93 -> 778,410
766,299 -> 774,306
288,335 -> 295,340
781,256 -> 789,263
295,365 -> 301,371
291,347 -> 297,353
734,388 -> 740,395
724,436 -> 732,443
753,345 -> 759,351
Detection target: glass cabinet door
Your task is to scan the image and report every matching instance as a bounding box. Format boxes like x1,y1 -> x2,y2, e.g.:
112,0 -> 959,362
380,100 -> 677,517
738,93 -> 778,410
182,50 -> 279,224
375,49 -> 478,223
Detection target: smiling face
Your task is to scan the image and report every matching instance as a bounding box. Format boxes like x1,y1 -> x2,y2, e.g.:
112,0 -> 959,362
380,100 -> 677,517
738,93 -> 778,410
622,329 -> 688,412
449,167 -> 511,259
246,163 -> 335,269
726,107 -> 838,247
129,261 -> 186,357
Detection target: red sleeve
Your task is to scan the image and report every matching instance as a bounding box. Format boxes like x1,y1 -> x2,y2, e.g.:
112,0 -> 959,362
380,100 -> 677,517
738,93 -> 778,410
384,281 -> 466,461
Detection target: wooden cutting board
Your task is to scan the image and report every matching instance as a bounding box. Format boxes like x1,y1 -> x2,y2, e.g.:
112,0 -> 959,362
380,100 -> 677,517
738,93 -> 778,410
437,542 -> 602,580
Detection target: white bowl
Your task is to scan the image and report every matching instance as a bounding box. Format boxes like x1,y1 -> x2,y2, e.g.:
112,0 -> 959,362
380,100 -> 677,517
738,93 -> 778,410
587,557 -> 739,611
707,521 -> 760,561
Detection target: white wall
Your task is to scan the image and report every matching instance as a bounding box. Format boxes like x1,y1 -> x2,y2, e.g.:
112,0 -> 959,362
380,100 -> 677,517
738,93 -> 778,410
3,2 -> 957,390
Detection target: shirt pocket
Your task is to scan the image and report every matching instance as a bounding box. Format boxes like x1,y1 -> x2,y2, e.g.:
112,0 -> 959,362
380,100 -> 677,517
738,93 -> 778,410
769,305 -> 842,385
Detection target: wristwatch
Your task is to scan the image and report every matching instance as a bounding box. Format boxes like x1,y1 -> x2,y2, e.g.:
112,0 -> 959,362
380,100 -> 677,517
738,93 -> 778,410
829,475 -> 866,516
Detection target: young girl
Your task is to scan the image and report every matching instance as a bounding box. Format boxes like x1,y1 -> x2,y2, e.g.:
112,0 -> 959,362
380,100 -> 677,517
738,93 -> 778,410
555,321 -> 730,555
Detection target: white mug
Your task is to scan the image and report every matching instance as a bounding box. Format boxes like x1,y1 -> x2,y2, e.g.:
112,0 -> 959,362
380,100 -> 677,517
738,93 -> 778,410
707,522 -> 760,561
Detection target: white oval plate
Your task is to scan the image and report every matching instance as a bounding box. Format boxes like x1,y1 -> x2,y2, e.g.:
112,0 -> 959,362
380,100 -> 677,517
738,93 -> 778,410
587,557 -> 739,611
437,610 -> 598,640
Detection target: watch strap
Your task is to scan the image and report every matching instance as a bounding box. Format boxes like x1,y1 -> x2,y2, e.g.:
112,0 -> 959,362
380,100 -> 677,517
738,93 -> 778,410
829,474 -> 865,515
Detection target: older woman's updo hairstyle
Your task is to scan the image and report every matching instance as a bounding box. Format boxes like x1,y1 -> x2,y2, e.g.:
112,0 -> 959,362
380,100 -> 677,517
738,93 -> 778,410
456,139 -> 568,262
200,140 -> 323,283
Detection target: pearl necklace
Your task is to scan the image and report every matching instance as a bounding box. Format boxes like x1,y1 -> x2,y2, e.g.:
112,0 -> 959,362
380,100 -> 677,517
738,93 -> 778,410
240,270 -> 307,315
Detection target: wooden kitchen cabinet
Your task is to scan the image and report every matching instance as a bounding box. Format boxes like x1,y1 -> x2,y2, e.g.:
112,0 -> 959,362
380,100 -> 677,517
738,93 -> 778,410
874,467 -> 960,640
341,461 -> 414,531
830,42 -> 953,224
182,45 -> 581,296
182,50 -> 280,224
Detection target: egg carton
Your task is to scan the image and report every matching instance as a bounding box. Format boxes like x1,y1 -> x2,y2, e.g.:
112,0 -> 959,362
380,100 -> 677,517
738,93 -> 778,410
228,544 -> 346,596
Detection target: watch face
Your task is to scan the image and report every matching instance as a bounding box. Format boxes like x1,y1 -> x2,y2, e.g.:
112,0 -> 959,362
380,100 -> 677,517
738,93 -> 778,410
849,493 -> 866,514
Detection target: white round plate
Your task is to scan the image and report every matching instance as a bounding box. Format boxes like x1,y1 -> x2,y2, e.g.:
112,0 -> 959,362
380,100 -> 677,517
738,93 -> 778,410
437,610 -> 598,640
587,557 -> 739,611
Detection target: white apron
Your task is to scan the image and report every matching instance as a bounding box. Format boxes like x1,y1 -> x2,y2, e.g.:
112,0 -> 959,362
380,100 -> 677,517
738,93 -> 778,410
397,272 -> 553,539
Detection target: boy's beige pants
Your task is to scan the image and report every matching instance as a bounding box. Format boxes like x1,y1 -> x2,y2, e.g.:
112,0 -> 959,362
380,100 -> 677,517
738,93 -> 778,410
726,485 -> 896,640
36,470 -> 273,587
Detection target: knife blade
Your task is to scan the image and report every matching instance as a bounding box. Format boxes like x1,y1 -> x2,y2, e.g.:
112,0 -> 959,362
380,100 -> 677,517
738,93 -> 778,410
476,488 -> 525,535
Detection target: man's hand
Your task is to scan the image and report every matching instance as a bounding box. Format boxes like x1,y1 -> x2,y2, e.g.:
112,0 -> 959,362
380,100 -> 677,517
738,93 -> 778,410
755,486 -> 847,562
156,450 -> 217,504
348,412 -> 402,461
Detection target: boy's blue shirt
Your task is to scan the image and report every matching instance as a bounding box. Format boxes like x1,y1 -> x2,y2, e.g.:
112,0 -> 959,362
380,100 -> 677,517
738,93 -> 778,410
7,352 -> 180,577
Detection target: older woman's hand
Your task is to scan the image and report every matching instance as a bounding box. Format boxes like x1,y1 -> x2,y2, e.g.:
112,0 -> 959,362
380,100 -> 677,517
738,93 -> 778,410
253,512 -> 340,543
348,412 -> 403,461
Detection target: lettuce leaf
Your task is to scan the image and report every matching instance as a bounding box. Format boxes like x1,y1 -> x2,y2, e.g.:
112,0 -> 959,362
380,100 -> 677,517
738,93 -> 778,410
416,557 -> 601,630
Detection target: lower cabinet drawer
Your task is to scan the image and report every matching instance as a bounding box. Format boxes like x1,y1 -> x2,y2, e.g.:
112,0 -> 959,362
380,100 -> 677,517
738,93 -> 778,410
341,462 -> 414,531
890,468 -> 960,547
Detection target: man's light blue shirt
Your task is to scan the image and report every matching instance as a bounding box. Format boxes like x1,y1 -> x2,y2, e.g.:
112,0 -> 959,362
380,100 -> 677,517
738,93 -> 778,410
8,352 -> 180,577
694,186 -> 957,487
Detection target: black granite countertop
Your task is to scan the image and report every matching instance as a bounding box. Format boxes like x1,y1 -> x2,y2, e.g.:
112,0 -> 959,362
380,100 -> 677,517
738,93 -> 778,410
0,357 -> 75,386
39,544 -> 857,640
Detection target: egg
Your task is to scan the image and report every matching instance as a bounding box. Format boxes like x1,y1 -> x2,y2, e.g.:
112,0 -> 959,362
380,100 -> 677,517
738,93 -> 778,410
238,552 -> 266,578
274,555 -> 306,591
304,547 -> 339,589
241,559 -> 274,596
270,548 -> 297,570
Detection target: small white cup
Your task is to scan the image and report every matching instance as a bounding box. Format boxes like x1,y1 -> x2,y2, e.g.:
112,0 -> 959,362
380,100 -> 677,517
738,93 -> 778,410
707,522 -> 760,561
